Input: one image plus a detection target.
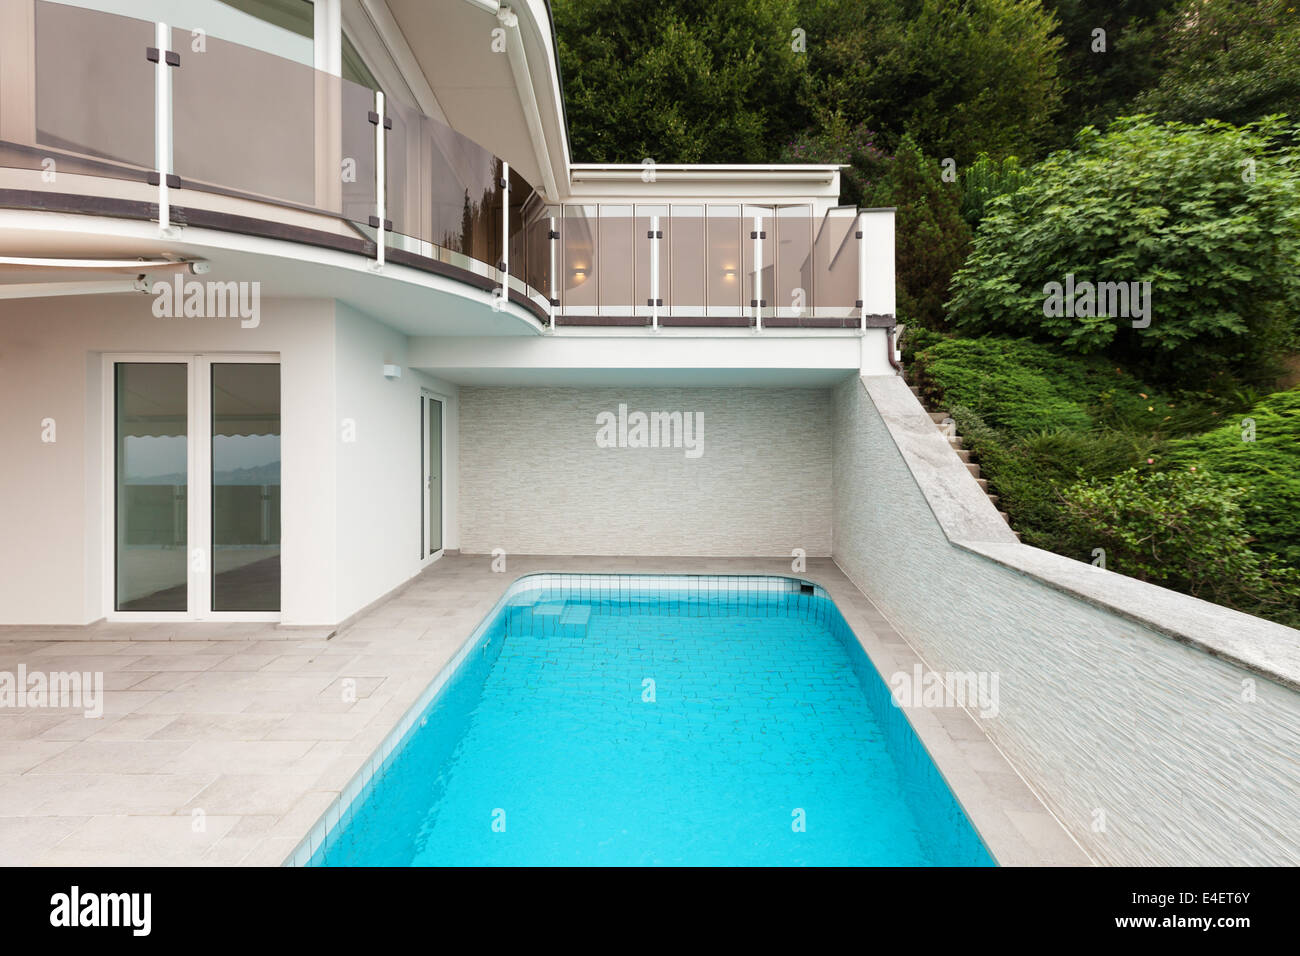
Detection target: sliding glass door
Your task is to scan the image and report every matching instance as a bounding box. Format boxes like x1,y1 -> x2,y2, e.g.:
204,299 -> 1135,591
211,363 -> 281,611
114,363 -> 189,611
111,356 -> 281,618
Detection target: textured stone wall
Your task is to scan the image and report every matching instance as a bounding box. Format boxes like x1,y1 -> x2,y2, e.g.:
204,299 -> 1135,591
832,374 -> 1300,865
459,386 -> 832,556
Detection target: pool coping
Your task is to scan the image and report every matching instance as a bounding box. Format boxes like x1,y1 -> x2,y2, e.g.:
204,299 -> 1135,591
284,561 -> 1091,867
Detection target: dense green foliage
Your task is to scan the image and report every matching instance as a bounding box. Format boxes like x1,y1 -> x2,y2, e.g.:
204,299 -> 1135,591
914,338 -> 1094,432
864,138 -> 970,330
778,115 -> 885,207
1133,0 -> 1300,126
1060,469 -> 1300,624
918,337 -> 1300,626
553,0 -> 1065,166
798,0 -> 1064,165
959,154 -> 1030,231
551,0 -> 808,163
947,116 -> 1300,386
912,336 -> 1218,434
1040,0 -> 1176,141
554,0 -> 1296,168
1160,388 -> 1300,566
947,403 -> 1151,551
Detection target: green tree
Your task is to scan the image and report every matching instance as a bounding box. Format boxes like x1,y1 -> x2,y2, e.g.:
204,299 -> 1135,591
799,0 -> 1064,165
946,116 -> 1300,385
552,0 -> 810,163
960,153 -> 1030,230
866,137 -> 971,330
778,113 -> 885,207
1132,0 -> 1300,126
1040,0 -> 1177,143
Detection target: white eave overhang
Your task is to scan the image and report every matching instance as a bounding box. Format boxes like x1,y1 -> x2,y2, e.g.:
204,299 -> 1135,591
380,0 -> 570,202
570,164 -> 842,184
565,164 -> 844,204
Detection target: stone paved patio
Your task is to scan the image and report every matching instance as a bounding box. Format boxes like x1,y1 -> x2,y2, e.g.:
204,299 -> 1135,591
0,556 -> 1089,866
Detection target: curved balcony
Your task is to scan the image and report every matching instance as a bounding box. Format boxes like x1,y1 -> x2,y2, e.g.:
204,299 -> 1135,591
0,0 -> 876,331
0,0 -> 551,322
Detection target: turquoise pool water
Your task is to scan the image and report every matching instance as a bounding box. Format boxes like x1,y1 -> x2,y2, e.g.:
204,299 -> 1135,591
308,575 -> 994,866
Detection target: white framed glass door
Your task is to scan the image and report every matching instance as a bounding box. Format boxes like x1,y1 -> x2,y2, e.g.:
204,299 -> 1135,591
107,354 -> 280,620
420,391 -> 443,559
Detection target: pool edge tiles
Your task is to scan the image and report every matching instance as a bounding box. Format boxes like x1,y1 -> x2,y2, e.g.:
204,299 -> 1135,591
285,572 -> 997,867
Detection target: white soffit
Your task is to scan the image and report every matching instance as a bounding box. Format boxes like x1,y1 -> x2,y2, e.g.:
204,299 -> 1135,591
383,0 -> 566,197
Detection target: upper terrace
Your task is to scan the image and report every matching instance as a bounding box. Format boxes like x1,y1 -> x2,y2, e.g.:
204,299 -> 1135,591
0,0 -> 892,342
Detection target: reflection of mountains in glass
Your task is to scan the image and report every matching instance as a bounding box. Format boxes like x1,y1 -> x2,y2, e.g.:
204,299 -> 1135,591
127,461 -> 281,485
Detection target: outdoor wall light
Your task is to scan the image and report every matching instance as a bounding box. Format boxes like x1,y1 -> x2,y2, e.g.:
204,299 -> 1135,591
383,364 -> 402,380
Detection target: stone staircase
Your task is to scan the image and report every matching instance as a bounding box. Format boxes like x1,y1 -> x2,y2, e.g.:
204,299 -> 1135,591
908,384 -> 1020,539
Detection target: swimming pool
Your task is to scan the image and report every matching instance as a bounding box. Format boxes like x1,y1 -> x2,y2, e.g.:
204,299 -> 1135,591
303,574 -> 994,866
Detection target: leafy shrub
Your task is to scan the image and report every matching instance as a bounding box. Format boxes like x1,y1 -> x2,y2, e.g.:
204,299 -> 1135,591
913,336 -> 1196,432
960,153 -> 1030,230
915,339 -> 1092,431
948,405 -> 1151,551
1060,468 -> 1300,625
946,116 -> 1300,387
899,325 -> 946,364
913,335 -> 1228,437
1157,387 -> 1300,565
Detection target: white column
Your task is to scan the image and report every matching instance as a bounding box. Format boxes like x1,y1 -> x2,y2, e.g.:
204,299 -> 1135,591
314,0 -> 342,76
858,208 -> 897,374
858,209 -> 895,325
753,214 -> 763,331
650,214 -> 660,330
374,89 -> 386,267
549,215 -> 557,329
154,22 -> 173,233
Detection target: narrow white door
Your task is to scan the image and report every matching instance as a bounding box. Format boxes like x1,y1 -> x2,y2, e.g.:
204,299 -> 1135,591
422,393 -> 443,556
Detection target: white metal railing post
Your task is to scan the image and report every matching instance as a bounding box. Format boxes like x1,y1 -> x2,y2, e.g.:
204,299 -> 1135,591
752,214 -> 763,331
649,214 -> 660,330
857,211 -> 868,330
500,160 -> 509,303
154,22 -> 173,232
373,89 -> 386,267
548,215 -> 557,329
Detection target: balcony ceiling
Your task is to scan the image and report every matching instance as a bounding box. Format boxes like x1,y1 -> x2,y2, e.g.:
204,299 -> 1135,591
384,0 -> 569,199
0,213 -> 542,337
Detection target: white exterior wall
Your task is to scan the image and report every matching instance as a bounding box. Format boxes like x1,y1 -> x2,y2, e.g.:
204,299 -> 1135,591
333,302 -> 459,623
832,374 -> 1300,865
0,294 -> 336,625
457,386 -> 832,557
0,294 -> 460,627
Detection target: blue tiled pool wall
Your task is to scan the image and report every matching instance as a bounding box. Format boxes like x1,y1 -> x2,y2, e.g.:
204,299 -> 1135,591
307,572 -> 994,866
307,605 -> 512,866
815,591 -> 995,866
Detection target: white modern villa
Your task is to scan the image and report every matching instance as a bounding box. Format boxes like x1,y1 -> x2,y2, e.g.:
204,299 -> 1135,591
0,0 -> 1296,869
